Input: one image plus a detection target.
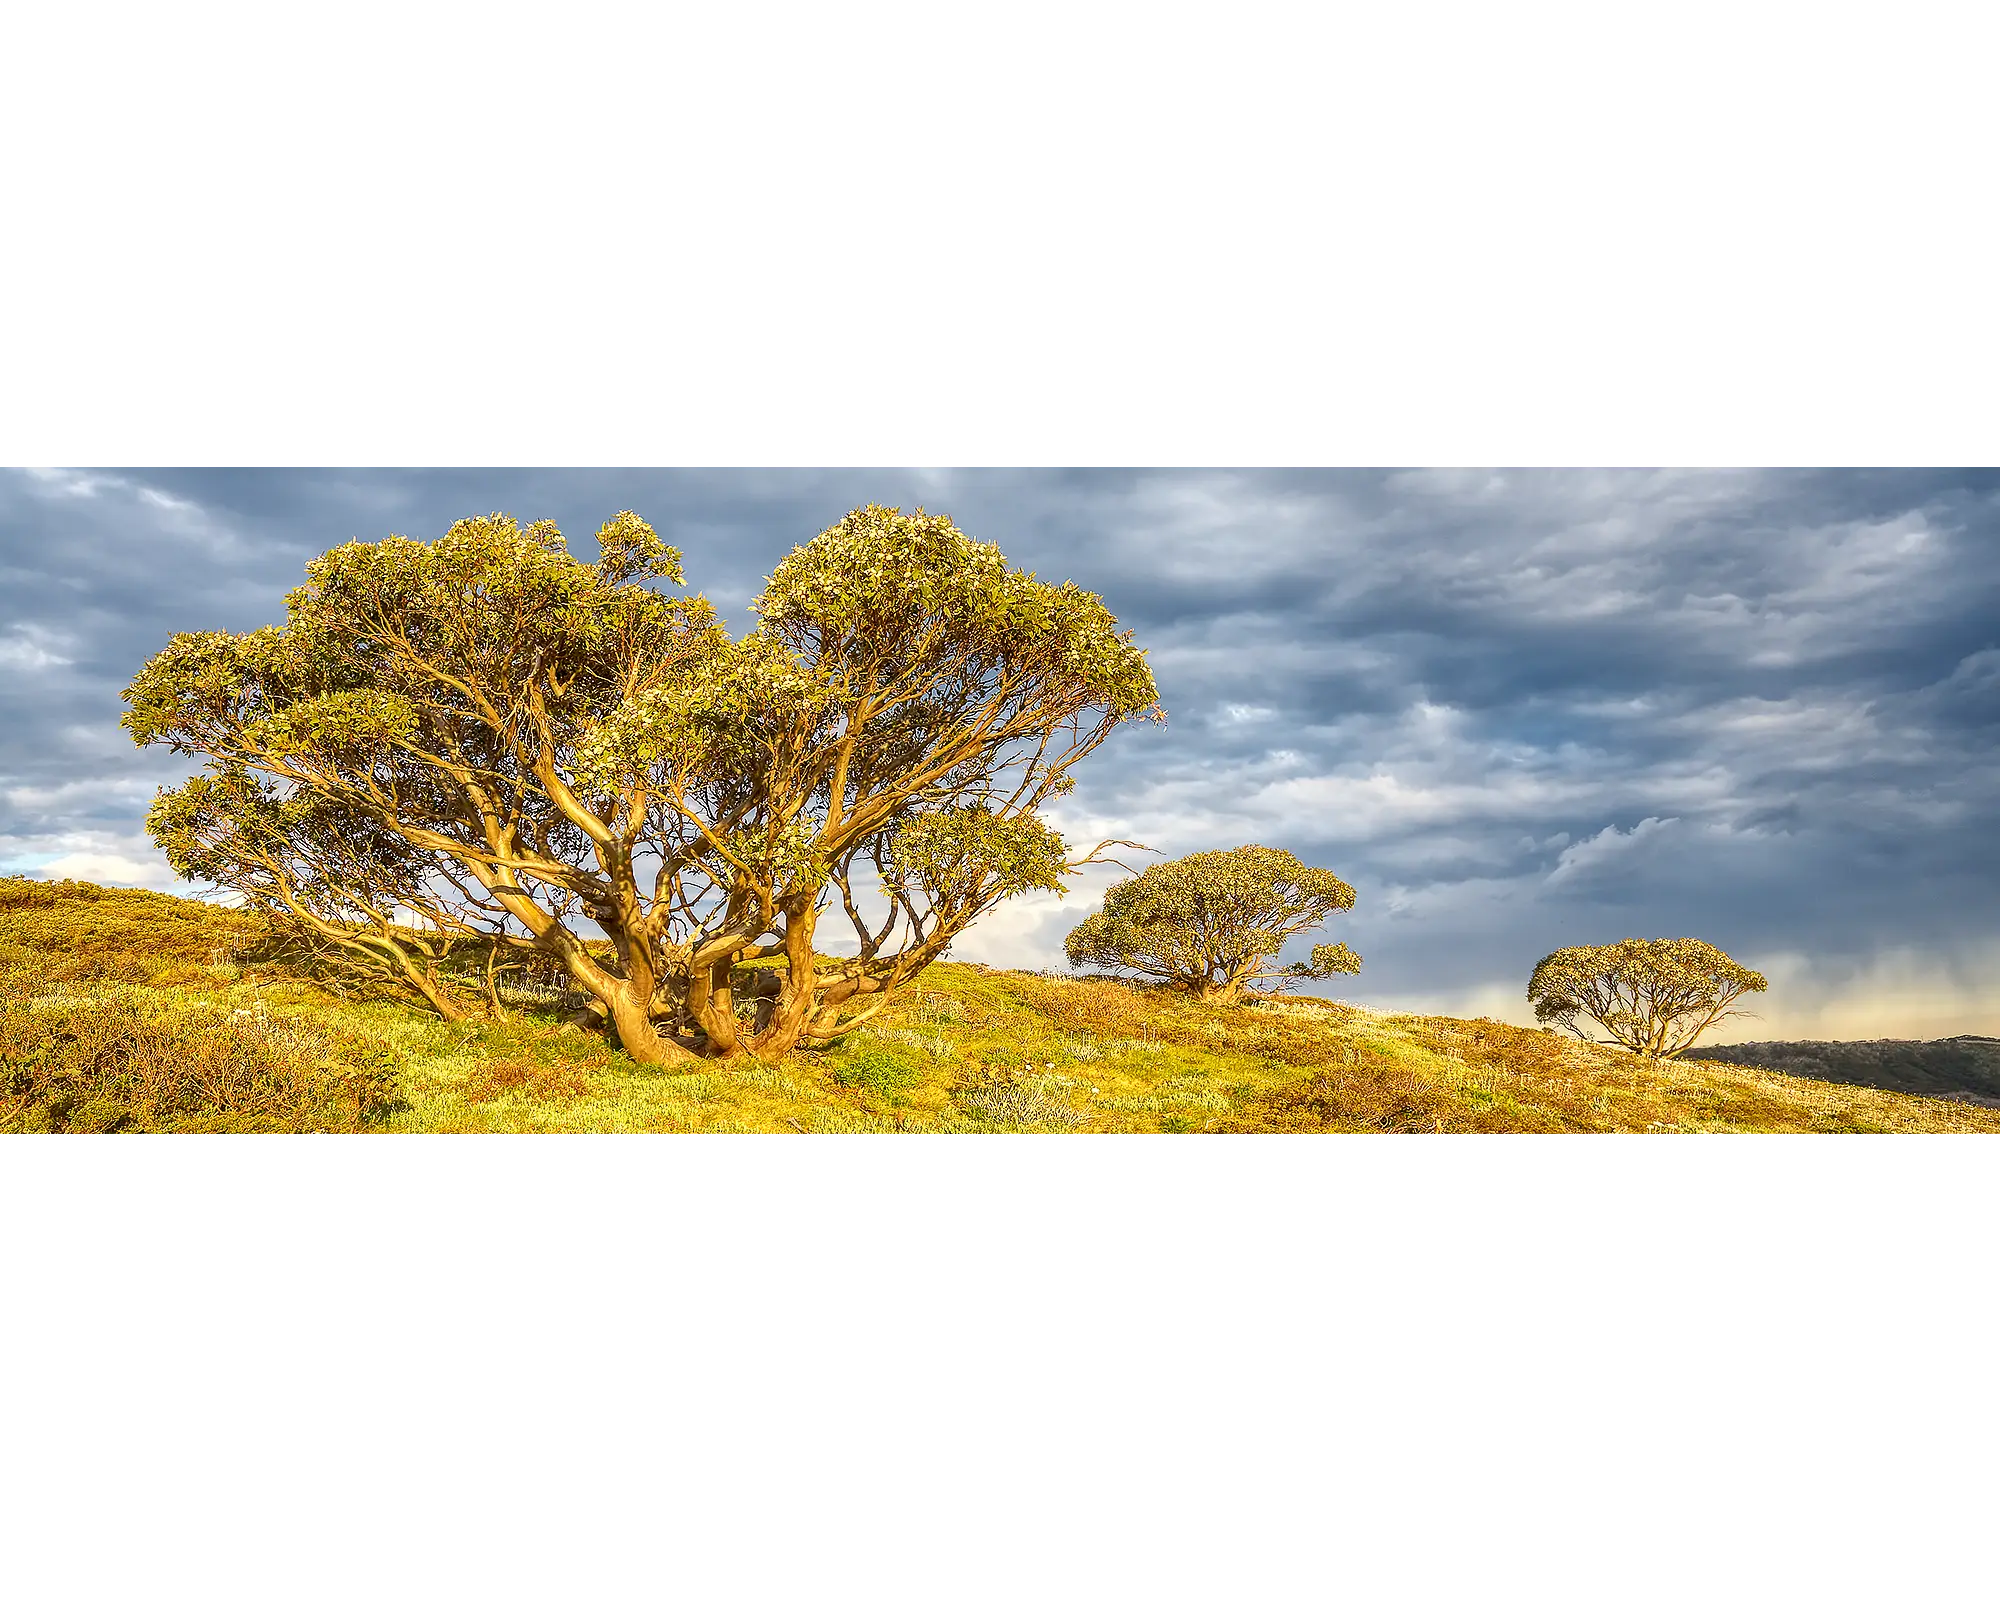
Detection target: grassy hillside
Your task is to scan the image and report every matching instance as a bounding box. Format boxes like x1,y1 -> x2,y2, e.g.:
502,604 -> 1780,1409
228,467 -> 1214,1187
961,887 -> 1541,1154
5,877 -> 1996,1134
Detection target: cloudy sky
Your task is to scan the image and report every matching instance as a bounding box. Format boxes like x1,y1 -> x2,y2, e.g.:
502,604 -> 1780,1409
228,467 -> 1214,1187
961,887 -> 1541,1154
2,467 -> 1994,1042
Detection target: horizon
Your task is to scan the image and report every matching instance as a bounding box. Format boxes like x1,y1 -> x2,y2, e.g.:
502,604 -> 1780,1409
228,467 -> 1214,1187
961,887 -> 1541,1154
2,467 -> 1994,1044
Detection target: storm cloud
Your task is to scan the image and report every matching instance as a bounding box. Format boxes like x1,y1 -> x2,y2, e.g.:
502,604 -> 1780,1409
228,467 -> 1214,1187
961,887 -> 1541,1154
3,467 -> 1994,1040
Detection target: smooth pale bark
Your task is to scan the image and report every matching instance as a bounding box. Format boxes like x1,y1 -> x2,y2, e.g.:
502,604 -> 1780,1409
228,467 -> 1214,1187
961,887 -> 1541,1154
749,906 -> 821,1060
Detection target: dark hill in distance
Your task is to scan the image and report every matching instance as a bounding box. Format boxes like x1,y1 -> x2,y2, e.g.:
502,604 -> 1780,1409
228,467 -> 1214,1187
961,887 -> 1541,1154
1696,1037 -> 2000,1106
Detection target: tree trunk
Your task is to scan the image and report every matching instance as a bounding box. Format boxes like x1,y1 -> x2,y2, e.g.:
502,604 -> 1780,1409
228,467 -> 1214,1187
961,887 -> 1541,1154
749,904 -> 821,1061
684,951 -> 748,1061
550,939 -> 686,1067
603,985 -> 680,1066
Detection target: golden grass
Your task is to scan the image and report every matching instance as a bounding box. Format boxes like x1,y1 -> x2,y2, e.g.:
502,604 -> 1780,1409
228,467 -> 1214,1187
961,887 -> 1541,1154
6,879 -> 1995,1134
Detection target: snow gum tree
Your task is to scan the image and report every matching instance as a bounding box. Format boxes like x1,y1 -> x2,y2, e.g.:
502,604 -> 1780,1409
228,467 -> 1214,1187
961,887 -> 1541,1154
125,506 -> 1159,1065
1526,938 -> 1767,1059
1063,845 -> 1361,1002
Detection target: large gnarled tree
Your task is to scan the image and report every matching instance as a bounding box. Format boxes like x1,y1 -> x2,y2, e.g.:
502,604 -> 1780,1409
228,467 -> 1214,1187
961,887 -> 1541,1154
1064,845 -> 1361,1002
126,506 -> 1159,1064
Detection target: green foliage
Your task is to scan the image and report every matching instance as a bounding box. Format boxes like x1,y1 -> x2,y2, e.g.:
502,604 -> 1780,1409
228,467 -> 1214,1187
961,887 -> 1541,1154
1527,938 -> 1769,1059
829,1045 -> 923,1102
572,631 -> 830,798
753,505 -> 1159,718
1287,941 -> 1363,984
592,508 -> 684,586
121,514 -> 699,761
124,509 -> 710,823
886,806 -> 1069,904
1064,845 -> 1360,1001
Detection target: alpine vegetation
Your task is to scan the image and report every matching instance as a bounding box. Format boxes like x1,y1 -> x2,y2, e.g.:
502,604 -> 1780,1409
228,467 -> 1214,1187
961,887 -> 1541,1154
1063,845 -> 1362,1003
1527,937 -> 1769,1060
6,877 -> 1994,1134
123,507 -> 1160,1065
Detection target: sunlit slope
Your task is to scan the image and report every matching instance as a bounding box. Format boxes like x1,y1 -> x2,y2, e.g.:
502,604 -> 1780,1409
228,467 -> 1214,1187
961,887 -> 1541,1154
5,878 -> 1995,1134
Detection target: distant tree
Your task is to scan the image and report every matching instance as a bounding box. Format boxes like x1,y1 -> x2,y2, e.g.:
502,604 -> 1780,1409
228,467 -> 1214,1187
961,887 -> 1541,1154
125,507 -> 1159,1064
1063,845 -> 1361,1002
1526,938 -> 1767,1059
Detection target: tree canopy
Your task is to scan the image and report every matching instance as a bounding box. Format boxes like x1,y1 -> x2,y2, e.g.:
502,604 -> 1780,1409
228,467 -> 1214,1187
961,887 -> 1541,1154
1062,845 -> 1361,1002
1526,938 -> 1767,1059
125,506 -> 1159,1063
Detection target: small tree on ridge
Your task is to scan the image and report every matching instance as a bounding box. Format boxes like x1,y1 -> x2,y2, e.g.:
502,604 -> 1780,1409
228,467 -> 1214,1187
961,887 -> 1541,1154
1527,937 -> 1767,1060
1063,845 -> 1361,1002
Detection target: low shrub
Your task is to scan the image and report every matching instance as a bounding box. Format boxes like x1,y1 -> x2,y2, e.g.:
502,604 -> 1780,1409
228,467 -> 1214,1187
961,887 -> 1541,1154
953,1064 -> 1090,1130
460,1054 -> 594,1102
1032,977 -> 1160,1037
0,988 -> 405,1133
830,1047 -> 924,1102
1221,1069 -> 1459,1134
